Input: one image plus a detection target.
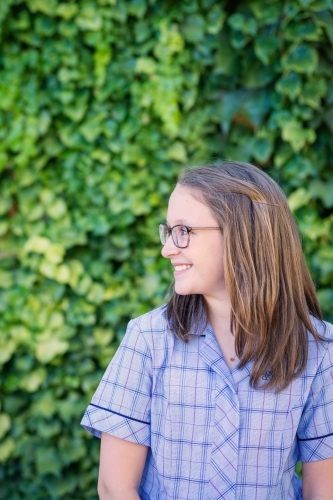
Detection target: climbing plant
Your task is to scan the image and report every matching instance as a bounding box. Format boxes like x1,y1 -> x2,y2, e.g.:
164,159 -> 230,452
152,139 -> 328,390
1,0 -> 333,498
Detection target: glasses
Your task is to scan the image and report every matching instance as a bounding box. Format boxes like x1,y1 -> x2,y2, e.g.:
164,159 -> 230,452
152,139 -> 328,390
159,223 -> 220,248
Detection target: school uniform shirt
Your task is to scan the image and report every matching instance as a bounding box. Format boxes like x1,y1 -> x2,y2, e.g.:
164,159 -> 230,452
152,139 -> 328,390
81,305 -> 333,500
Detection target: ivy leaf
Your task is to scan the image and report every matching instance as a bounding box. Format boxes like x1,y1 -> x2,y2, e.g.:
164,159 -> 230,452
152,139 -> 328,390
27,0 -> 58,16
46,199 -> 68,219
0,438 -> 15,463
250,1 -> 281,23
216,89 -> 272,132
275,72 -> 302,100
56,3 -> 78,19
93,327 -> 114,346
135,57 -> 157,75
167,141 -> 187,162
251,137 -> 273,163
127,0 -> 147,19
299,78 -> 327,108
230,29 -> 249,49
181,14 -> 206,43
284,156 -> 314,181
54,264 -> 71,284
31,391 -> 57,418
24,235 -> 51,254
324,107 -> 333,133
317,288 -> 333,313
228,13 -> 257,36
281,119 -> 316,151
35,336 -> 69,363
215,36 -> 240,75
0,340 -> 16,365
19,367 -> 47,392
75,6 -> 103,31
0,221 -> 8,236
309,0 -> 333,12
0,414 -> 11,440
284,19 -> 322,41
87,283 -> 105,305
254,36 -> 280,65
66,299 -> 96,326
309,179 -> 333,207
206,5 -> 226,34
288,187 -> 312,211
282,44 -> 318,74
243,60 -> 276,89
43,243 -> 65,264
0,270 -> 13,289
154,22 -> 184,61
36,448 -> 61,475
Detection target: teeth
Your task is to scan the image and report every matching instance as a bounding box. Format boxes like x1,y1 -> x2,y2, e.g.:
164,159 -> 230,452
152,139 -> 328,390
174,265 -> 191,271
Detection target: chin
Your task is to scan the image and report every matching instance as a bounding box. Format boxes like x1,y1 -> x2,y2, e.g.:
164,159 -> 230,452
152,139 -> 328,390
174,284 -> 198,296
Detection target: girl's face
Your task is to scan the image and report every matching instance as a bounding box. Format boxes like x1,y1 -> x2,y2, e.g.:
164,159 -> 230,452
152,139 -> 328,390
162,186 -> 227,301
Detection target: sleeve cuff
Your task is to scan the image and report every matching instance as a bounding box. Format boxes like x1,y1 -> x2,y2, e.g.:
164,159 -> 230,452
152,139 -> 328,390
81,403 -> 151,446
298,432 -> 333,462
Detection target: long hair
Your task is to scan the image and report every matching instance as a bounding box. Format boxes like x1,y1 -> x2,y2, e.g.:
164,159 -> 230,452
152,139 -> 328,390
166,161 -> 324,391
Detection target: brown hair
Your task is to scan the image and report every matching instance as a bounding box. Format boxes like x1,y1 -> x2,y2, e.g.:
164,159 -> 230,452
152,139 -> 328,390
166,161 -> 325,391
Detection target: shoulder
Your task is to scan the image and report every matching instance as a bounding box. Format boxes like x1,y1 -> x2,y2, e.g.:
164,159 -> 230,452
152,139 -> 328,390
306,317 -> 333,375
311,317 -> 333,340
318,319 -> 333,369
130,304 -> 169,333
123,304 -> 174,357
309,317 -> 333,355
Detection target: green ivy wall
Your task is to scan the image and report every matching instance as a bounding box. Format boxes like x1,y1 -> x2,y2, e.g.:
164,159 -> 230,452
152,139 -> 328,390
1,0 -> 333,498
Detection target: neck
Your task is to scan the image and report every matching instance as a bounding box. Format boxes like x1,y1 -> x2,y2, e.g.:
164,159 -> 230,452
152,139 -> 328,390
204,293 -> 237,369
204,293 -> 232,336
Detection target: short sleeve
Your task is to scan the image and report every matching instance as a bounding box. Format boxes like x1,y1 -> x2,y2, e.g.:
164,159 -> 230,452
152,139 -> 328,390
297,343 -> 333,462
81,319 -> 152,446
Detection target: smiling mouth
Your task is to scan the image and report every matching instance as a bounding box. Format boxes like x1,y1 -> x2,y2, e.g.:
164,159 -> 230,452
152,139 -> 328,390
174,265 -> 192,272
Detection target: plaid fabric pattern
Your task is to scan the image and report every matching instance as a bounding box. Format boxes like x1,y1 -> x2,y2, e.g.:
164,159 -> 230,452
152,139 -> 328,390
81,305 -> 333,500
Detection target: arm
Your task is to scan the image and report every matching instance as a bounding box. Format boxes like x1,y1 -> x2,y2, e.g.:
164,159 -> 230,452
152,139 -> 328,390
98,432 -> 149,500
302,457 -> 333,500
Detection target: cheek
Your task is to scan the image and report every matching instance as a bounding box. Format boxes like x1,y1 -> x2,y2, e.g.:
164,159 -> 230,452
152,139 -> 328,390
205,244 -> 224,278
205,259 -> 224,279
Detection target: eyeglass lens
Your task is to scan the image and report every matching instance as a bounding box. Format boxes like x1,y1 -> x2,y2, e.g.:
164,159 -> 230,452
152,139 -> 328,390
159,225 -> 189,248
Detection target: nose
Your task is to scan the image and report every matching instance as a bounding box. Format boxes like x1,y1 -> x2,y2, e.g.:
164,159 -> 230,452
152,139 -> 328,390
161,234 -> 180,258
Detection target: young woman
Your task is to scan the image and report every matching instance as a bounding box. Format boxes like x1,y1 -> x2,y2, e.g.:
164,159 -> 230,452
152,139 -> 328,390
81,161 -> 333,500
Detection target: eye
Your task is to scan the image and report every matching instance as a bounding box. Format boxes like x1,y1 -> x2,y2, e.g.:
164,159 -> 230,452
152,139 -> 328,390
180,226 -> 189,235
164,226 -> 172,237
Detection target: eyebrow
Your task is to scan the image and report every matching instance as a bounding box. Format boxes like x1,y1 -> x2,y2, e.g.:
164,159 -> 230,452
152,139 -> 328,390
166,219 -> 191,226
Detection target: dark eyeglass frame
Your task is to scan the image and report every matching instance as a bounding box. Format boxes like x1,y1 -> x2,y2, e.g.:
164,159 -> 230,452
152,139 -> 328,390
159,223 -> 220,249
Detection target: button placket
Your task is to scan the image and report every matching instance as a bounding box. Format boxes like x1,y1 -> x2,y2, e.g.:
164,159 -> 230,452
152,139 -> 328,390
200,329 -> 240,499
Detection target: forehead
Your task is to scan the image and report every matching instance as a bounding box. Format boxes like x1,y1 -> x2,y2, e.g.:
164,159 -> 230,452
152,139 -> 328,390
167,186 -> 215,225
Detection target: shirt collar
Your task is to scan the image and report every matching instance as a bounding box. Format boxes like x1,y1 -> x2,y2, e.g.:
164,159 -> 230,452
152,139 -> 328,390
199,324 -> 252,388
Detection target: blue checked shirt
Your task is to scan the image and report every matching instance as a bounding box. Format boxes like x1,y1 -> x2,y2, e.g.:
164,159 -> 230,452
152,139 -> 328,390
81,305 -> 333,500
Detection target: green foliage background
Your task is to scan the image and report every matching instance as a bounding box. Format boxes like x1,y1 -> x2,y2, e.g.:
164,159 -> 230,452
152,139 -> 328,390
1,0 -> 333,498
